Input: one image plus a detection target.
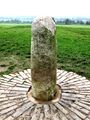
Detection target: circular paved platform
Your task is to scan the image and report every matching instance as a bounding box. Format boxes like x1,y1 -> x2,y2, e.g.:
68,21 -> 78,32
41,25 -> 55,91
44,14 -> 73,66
0,69 -> 90,120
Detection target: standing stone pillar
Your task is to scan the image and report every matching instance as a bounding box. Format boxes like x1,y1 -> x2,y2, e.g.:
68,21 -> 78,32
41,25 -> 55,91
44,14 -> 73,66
31,16 -> 56,101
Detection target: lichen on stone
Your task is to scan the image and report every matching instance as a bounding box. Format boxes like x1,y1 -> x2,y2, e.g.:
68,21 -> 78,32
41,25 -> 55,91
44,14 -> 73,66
31,16 -> 57,101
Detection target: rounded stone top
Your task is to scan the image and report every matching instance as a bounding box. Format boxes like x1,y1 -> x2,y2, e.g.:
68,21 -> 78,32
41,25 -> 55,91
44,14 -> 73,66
32,16 -> 56,35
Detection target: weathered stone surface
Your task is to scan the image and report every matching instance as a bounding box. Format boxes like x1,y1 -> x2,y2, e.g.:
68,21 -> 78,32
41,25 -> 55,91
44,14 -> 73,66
31,17 -> 56,101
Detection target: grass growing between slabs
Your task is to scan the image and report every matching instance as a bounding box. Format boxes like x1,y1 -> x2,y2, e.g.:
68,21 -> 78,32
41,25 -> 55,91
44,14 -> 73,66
0,24 -> 90,79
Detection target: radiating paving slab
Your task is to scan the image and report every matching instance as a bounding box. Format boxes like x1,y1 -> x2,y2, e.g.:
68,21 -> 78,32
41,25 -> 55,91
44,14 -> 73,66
0,69 -> 90,120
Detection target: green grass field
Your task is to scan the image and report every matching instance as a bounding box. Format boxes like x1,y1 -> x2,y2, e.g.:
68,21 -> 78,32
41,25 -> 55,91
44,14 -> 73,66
0,24 -> 90,79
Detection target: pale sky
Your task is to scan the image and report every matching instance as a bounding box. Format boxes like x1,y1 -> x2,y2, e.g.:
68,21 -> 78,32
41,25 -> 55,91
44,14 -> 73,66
0,0 -> 90,17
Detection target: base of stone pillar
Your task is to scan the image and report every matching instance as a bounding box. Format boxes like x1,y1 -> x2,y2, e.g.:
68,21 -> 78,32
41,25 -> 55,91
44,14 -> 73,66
27,84 -> 62,104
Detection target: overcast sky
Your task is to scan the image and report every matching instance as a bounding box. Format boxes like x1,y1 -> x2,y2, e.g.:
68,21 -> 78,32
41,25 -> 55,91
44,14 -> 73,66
0,0 -> 90,17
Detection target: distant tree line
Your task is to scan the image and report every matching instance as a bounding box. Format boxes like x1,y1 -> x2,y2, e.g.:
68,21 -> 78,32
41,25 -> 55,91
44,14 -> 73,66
56,18 -> 90,25
0,18 -> 90,25
0,19 -> 32,24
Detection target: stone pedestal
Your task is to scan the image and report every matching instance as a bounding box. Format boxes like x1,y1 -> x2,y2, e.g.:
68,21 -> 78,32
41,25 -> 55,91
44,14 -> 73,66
0,69 -> 90,120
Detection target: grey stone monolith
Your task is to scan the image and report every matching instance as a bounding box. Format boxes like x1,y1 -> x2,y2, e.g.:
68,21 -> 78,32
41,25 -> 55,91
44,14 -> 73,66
31,16 -> 56,101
